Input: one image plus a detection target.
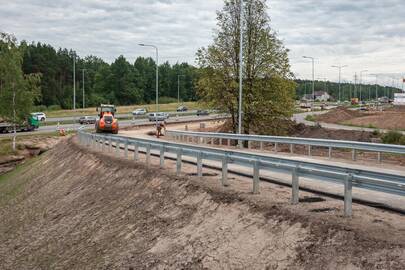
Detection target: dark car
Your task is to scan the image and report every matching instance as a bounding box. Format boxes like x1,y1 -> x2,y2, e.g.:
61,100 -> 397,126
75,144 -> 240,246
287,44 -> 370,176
79,116 -> 97,124
196,110 -> 209,116
176,105 -> 188,112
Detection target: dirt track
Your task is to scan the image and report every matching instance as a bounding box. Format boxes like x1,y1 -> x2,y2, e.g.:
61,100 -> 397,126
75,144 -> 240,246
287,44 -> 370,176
0,139 -> 405,269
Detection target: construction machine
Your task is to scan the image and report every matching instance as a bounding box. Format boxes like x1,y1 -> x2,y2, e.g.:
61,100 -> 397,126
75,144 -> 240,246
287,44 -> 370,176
95,104 -> 119,134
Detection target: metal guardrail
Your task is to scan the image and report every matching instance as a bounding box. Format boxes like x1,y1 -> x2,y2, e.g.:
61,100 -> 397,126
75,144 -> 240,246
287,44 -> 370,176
77,130 -> 405,217
166,130 -> 405,162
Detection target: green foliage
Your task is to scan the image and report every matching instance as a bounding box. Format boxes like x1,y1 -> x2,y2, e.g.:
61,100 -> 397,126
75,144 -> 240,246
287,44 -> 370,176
0,33 -> 41,123
381,131 -> 404,144
47,105 -> 62,111
19,41 -> 200,109
305,115 -> 316,122
158,96 -> 178,104
196,0 -> 295,135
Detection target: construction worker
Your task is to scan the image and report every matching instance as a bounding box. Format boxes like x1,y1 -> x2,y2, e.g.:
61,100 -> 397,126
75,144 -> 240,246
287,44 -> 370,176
156,122 -> 162,138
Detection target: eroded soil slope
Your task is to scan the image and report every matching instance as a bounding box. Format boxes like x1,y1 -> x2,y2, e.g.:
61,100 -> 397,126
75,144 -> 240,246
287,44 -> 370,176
0,139 -> 404,269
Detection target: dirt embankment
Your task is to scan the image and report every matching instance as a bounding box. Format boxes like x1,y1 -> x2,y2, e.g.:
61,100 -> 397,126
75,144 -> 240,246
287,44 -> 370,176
0,139 -> 405,269
0,136 -> 61,175
315,107 -> 405,130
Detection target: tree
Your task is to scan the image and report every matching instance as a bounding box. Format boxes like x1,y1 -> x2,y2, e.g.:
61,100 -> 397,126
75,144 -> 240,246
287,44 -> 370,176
0,33 -> 41,150
196,0 -> 295,135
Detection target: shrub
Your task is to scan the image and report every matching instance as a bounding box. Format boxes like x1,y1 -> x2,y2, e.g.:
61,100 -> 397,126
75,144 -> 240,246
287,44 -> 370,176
399,136 -> 405,145
382,131 -> 403,144
33,105 -> 47,112
372,129 -> 380,136
47,105 -> 62,111
158,96 -> 178,104
305,115 -> 316,122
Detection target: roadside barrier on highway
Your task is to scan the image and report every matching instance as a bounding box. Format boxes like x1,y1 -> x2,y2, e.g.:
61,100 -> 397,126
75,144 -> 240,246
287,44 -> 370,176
166,130 -> 405,163
78,130 -> 405,218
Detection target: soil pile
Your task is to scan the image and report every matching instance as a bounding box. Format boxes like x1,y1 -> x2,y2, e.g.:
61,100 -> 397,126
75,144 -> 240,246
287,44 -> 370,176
345,112 -> 405,130
0,139 -> 404,269
316,107 -> 366,124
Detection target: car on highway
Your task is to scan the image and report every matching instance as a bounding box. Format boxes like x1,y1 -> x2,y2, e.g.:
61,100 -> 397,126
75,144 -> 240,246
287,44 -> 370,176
32,112 -> 46,121
148,112 -> 169,122
132,108 -> 148,115
79,116 -> 97,124
176,105 -> 188,112
196,110 -> 209,116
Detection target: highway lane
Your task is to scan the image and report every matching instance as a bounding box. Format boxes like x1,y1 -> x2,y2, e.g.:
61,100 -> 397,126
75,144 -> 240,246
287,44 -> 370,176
0,114 -> 224,137
46,110 -> 198,122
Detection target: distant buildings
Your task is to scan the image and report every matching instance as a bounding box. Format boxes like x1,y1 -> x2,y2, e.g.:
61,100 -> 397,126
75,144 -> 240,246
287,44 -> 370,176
301,91 -> 332,102
394,93 -> 405,106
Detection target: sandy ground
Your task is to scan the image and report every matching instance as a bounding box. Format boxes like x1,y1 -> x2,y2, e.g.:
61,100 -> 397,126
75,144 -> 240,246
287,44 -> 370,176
0,138 -> 404,269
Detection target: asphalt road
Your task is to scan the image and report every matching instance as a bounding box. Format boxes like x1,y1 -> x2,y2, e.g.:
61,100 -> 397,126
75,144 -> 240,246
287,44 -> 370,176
0,114 -> 223,137
46,110 -> 198,122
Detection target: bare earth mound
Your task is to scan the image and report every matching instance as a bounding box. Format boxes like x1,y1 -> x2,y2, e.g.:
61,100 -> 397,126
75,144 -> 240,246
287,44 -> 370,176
0,139 -> 404,269
316,107 -> 366,124
344,112 -> 405,130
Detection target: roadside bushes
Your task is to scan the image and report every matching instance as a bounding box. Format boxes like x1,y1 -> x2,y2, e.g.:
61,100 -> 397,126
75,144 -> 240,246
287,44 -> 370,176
381,131 -> 405,145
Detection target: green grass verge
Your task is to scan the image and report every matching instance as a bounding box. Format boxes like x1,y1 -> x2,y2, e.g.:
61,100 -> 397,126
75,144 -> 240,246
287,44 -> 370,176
44,101 -> 201,118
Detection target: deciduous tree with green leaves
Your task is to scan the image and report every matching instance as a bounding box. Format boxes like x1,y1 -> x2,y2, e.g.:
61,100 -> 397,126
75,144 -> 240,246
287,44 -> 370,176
0,33 -> 41,150
196,0 -> 295,135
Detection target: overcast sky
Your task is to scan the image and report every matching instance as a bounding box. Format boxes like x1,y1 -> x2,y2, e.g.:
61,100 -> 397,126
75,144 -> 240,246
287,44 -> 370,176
1,0 -> 404,86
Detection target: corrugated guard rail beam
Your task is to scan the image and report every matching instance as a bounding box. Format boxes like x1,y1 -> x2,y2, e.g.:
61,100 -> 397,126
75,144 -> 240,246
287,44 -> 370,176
166,130 -> 405,163
77,131 -> 405,218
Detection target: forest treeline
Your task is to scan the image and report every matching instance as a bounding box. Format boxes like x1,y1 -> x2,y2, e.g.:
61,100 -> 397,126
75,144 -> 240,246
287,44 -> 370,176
18,42 -> 401,110
21,42 -> 199,109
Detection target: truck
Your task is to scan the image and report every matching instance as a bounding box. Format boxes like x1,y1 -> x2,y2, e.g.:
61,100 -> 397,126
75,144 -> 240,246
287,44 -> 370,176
95,104 -> 119,134
0,114 -> 40,133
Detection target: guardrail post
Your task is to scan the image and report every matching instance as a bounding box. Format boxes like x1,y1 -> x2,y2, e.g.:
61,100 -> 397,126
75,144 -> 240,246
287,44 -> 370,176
134,142 -> 139,161
290,144 -> 294,154
253,160 -> 260,194
196,136 -> 199,144
274,143 -> 278,152
146,144 -> 151,166
352,149 -> 357,161
328,147 -> 332,159
221,155 -> 229,186
377,152 -> 382,163
197,152 -> 203,178
344,174 -> 353,217
159,146 -> 165,168
291,167 -> 299,205
176,148 -> 182,176
248,140 -> 252,149
115,139 -> 119,157
227,139 -> 231,147
308,145 -> 312,156
124,139 -> 128,158
260,141 -> 263,151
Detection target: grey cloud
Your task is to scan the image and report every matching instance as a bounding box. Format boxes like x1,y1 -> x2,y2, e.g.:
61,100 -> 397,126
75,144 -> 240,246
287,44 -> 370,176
0,0 -> 404,84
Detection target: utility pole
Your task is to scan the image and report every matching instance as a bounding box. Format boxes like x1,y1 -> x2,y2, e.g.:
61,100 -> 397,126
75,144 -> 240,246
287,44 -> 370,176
331,65 -> 347,102
177,74 -> 185,104
82,69 -> 86,109
73,53 -> 76,129
139,44 -> 159,127
303,56 -> 315,106
359,70 -> 368,102
238,0 -> 243,137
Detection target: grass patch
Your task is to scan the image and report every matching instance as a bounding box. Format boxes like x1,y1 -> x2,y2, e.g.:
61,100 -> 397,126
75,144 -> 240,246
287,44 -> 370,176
305,115 -> 317,122
44,101 -> 201,118
0,157 -> 39,206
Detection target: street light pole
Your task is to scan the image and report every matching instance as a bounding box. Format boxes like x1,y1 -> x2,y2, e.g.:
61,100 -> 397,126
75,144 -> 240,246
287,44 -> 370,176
139,43 -> 159,127
73,53 -> 76,129
82,69 -> 86,109
238,0 -> 243,136
177,74 -> 185,104
359,69 -> 368,102
331,65 -> 347,102
303,56 -> 315,106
